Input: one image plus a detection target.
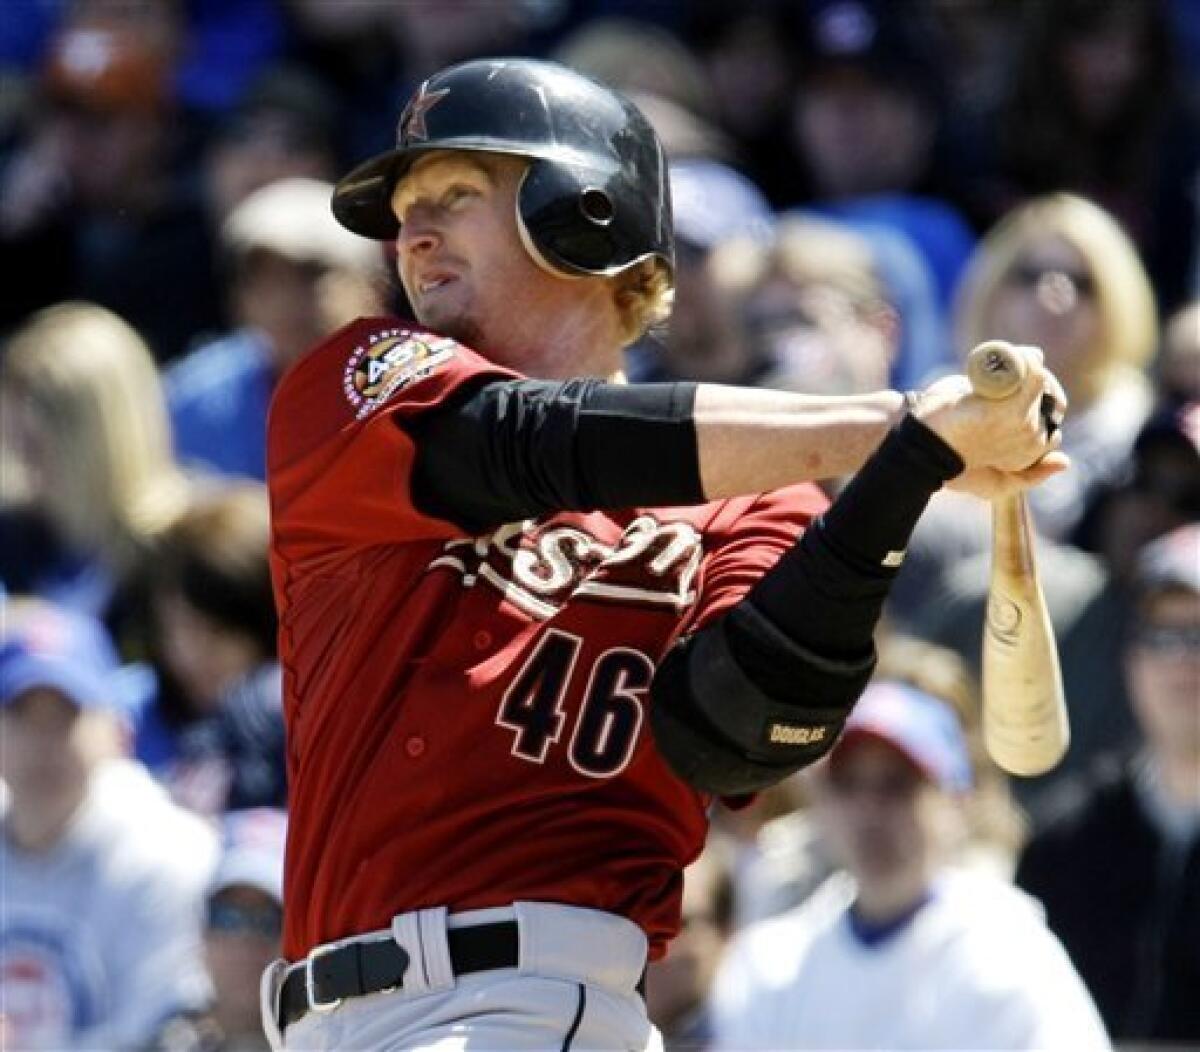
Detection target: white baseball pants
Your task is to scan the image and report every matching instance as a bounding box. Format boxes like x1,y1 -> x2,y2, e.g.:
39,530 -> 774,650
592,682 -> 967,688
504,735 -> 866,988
261,902 -> 662,1051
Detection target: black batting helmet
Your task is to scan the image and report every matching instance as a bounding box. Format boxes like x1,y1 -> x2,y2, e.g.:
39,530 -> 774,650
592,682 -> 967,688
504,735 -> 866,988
331,58 -> 673,280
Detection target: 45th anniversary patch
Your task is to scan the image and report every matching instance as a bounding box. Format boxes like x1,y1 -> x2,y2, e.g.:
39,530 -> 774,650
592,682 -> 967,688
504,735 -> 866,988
343,329 -> 457,419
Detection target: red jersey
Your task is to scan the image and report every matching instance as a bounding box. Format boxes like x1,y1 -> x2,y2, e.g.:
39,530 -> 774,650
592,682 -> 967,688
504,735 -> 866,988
267,318 -> 828,961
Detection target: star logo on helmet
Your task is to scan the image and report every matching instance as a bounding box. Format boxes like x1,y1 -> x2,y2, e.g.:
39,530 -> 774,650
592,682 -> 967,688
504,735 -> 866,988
397,82 -> 450,144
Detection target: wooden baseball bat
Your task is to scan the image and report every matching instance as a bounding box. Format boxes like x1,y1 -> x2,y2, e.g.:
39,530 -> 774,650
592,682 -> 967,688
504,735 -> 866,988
965,340 -> 1069,776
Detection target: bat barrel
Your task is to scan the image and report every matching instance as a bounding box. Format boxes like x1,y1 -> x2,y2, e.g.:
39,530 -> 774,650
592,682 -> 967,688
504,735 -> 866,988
981,497 -> 1070,776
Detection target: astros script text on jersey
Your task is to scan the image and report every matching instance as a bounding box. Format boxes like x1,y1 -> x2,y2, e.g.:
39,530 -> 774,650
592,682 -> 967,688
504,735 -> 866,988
267,318 -> 828,961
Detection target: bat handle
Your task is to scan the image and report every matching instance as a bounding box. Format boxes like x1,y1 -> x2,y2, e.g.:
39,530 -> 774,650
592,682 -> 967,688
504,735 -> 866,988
970,340 -> 1036,659
966,340 -> 1027,400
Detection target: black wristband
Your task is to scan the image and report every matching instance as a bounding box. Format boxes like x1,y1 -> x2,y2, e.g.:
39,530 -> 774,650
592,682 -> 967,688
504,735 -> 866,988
740,413 -> 963,665
818,412 -> 964,575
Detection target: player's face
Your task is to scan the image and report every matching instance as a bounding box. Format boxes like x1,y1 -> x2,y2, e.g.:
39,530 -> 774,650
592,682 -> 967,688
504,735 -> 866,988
390,152 -> 612,373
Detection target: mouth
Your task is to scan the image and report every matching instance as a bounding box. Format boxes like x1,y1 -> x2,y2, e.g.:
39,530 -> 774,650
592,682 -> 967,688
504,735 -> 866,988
416,273 -> 457,297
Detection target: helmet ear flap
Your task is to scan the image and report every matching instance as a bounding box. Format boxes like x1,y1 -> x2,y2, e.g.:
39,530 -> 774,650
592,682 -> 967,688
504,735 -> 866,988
518,159 -> 620,276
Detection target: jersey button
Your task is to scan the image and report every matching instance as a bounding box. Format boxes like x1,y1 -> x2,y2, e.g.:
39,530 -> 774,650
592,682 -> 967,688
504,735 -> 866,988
473,630 -> 492,649
405,736 -> 426,758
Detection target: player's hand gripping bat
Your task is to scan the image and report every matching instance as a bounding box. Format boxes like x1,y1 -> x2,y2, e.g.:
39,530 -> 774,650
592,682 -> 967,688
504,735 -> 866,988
965,340 -> 1070,776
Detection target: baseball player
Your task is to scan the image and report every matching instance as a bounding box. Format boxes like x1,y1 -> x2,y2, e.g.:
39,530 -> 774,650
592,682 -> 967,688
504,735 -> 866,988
262,59 -> 1067,1051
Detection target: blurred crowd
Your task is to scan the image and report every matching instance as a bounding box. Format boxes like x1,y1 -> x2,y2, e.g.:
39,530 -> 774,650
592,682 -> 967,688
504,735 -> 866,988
0,0 -> 1197,1049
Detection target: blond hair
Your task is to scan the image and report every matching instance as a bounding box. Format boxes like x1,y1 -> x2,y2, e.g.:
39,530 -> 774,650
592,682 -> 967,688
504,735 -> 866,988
954,193 -> 1158,406
2,303 -> 188,576
612,257 -> 674,346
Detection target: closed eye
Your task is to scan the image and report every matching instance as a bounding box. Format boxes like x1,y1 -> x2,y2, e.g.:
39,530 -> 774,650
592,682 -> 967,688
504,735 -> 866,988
441,183 -> 481,209
392,184 -> 478,230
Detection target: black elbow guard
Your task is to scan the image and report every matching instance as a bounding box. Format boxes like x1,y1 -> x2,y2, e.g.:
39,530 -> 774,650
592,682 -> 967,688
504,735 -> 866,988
649,604 -> 876,795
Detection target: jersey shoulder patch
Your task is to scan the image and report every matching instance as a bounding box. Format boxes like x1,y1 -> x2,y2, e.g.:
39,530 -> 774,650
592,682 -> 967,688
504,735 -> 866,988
341,326 -> 460,419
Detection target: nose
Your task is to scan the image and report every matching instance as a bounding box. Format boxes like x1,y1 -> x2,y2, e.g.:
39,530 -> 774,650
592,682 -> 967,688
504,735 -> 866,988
397,204 -> 442,256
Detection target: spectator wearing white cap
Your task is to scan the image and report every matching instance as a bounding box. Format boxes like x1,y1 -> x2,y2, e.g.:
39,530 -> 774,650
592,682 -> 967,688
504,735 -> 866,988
709,679 -> 1109,1051
1016,523 -> 1200,1044
157,808 -> 287,1051
0,597 -> 217,1051
165,177 -> 387,481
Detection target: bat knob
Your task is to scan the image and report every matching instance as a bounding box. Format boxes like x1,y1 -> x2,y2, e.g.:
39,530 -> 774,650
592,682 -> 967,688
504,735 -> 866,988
967,340 -> 1027,400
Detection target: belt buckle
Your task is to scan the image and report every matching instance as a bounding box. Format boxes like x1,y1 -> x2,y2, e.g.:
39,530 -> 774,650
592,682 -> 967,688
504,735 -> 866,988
305,944 -> 343,1013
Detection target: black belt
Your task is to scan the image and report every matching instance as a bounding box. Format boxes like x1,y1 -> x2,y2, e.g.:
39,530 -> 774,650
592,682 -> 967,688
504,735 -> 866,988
279,920 -> 519,1030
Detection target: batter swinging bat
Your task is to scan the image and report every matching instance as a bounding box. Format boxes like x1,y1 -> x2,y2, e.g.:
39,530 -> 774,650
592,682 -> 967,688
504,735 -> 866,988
966,340 -> 1069,777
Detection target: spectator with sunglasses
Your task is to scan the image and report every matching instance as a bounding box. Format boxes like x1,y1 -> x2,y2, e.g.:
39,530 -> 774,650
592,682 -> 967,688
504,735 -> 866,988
1078,401 -> 1200,586
954,193 -> 1158,541
153,809 -> 287,1052
1015,524 -> 1200,1044
893,193 -> 1158,625
205,810 -> 287,1052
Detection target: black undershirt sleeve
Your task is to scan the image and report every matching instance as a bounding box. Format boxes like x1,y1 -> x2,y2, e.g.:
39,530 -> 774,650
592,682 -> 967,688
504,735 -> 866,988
403,377 -> 702,532
647,414 -> 966,794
